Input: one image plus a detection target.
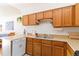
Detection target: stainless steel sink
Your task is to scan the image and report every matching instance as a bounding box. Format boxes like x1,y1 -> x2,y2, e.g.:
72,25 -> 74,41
36,36 -> 48,38
36,35 -> 53,39
35,33 -> 53,39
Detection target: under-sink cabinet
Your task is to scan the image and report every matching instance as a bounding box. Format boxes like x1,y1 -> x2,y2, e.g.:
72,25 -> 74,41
42,40 -> 52,56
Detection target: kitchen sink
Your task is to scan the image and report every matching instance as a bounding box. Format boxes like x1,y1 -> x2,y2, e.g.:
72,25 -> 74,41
36,36 -> 48,38
35,33 -> 53,39
36,35 -> 53,39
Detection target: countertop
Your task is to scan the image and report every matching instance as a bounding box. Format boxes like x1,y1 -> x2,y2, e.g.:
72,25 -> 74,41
1,34 -> 79,52
0,34 -> 25,41
26,35 -> 79,52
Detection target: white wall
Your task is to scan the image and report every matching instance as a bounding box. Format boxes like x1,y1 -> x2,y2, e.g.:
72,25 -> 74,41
24,19 -> 79,35
0,4 -> 24,34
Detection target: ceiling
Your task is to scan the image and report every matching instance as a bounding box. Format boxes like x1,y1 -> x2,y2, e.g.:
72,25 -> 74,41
0,3 -> 76,16
0,3 -> 21,17
9,3 -> 76,15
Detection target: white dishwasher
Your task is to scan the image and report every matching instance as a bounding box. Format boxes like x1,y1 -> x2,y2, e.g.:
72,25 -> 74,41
12,37 -> 26,56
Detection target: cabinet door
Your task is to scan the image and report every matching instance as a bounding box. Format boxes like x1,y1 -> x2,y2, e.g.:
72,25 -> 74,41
26,38 -> 32,55
62,6 -> 74,27
67,44 -> 74,56
33,39 -> 41,56
33,43 -> 41,56
44,10 -> 53,19
36,12 -> 44,20
42,44 -> 51,56
75,4 -> 79,26
29,14 -> 36,25
53,8 -> 62,27
52,41 -> 67,56
52,46 -> 65,56
22,15 -> 29,26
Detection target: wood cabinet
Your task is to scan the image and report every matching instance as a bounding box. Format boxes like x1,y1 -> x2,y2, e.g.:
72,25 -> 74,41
29,14 -> 37,25
22,5 -> 76,27
22,14 -> 38,26
67,44 -> 74,56
22,15 -> 29,26
32,39 -> 42,56
44,10 -> 53,19
75,4 -> 79,26
53,6 -> 75,27
42,40 -> 52,56
53,8 -> 62,27
52,46 -> 65,56
62,6 -> 75,27
36,12 -> 44,20
26,37 -> 68,56
52,41 -> 67,56
26,38 -> 33,55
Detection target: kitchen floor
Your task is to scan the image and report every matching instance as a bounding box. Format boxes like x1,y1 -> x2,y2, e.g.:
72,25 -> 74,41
0,48 -> 2,56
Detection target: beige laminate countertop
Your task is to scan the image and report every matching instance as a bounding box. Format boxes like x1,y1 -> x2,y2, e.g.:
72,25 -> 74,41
0,34 -> 25,41
26,35 -> 79,52
1,34 -> 79,52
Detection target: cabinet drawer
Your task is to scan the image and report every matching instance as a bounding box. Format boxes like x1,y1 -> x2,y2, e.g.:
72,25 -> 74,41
27,38 -> 32,43
42,40 -> 52,45
33,39 -> 41,43
52,41 -> 67,47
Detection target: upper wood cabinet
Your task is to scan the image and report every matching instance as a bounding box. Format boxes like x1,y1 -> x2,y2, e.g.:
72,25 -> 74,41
44,10 -> 53,19
29,14 -> 36,25
22,15 -> 29,26
53,8 -> 62,27
75,4 -> 79,26
22,5 -> 76,27
36,12 -> 44,20
62,6 -> 75,27
22,14 -> 38,26
53,6 -> 75,27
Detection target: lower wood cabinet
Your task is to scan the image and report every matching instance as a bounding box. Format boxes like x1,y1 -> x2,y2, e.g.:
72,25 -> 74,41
52,41 -> 67,56
26,37 -> 68,56
42,44 -> 52,56
52,46 -> 65,56
32,39 -> 42,56
26,38 -> 33,55
67,44 -> 74,56
42,40 -> 52,56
